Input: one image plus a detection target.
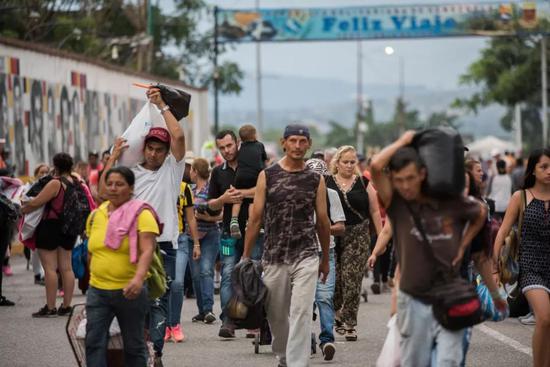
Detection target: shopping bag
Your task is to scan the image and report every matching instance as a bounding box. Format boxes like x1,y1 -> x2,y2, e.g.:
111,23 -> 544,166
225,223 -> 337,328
376,315 -> 401,367
118,103 -> 166,167
19,204 -> 44,241
476,275 -> 509,322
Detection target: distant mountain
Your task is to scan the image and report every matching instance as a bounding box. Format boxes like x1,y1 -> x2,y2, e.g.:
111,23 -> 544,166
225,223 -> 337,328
215,73 -> 511,139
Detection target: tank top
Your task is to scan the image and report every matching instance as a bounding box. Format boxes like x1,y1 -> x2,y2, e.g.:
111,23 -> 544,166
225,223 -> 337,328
263,163 -> 320,265
325,175 -> 370,226
45,179 -> 66,220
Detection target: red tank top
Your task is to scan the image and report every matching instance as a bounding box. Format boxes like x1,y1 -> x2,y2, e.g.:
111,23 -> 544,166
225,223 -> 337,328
45,179 -> 66,219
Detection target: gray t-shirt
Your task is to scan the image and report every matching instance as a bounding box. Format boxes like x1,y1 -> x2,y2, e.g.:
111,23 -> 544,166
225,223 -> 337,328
387,193 -> 480,303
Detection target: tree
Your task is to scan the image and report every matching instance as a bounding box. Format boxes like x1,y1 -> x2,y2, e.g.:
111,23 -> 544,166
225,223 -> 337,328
0,0 -> 243,94
453,33 -> 549,150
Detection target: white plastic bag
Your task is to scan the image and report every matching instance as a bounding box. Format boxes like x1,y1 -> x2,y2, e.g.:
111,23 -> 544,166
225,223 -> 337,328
118,103 -> 166,168
20,204 -> 44,241
376,315 -> 401,367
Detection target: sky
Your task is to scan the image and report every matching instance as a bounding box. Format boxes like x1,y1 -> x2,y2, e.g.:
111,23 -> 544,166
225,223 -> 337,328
200,0 -> 493,91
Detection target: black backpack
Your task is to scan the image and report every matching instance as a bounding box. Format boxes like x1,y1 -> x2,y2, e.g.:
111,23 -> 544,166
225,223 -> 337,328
58,176 -> 91,237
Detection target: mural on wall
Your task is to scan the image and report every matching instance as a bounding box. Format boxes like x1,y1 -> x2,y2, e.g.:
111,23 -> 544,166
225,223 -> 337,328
0,56 -> 142,176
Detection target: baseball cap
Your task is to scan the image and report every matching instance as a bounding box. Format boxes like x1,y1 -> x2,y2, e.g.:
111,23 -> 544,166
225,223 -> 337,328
306,158 -> 328,175
145,127 -> 171,146
283,124 -> 310,139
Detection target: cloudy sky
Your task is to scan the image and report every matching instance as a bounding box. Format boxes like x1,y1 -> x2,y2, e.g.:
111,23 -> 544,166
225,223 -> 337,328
201,0 -> 493,91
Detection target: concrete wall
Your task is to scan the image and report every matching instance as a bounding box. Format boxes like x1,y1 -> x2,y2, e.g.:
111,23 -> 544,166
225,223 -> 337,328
0,38 -> 209,176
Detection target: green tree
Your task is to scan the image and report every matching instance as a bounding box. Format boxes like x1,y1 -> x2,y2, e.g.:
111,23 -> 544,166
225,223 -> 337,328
453,34 -> 548,149
0,0 -> 242,94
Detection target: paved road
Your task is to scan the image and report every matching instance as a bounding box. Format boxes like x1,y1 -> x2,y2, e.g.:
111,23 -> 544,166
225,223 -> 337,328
1,255 -> 533,367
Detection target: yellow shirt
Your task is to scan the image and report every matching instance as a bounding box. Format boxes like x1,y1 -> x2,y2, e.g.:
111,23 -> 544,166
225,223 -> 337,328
86,201 -> 160,290
177,182 -> 194,233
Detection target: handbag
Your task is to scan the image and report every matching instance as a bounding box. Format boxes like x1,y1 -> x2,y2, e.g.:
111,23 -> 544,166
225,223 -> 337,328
405,202 -> 483,331
147,244 -> 167,300
498,190 -> 526,285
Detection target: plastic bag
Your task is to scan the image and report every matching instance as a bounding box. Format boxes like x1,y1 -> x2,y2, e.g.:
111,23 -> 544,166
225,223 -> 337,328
413,127 -> 465,199
476,275 -> 509,322
118,103 -> 166,168
156,84 -> 191,121
376,315 -> 401,367
19,202 -> 44,243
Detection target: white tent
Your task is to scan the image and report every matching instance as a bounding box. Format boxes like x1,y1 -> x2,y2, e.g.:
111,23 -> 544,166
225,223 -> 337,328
466,136 -> 519,159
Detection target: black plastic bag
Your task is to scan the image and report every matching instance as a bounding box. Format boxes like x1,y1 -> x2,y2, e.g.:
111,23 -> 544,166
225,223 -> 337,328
413,127 -> 465,199
155,84 -> 191,121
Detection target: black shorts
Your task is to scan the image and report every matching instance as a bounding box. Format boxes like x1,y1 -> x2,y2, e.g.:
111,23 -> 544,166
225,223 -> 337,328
35,218 -> 77,251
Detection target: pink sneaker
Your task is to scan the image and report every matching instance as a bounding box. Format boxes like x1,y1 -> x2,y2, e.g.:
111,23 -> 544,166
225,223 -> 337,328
2,265 -> 13,276
57,290 -> 64,298
171,324 -> 185,343
164,327 -> 172,342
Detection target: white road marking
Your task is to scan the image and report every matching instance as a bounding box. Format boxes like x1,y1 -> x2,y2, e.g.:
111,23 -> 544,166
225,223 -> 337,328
477,324 -> 532,357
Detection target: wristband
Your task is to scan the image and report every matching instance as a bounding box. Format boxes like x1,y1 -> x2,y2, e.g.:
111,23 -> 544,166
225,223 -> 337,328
160,105 -> 170,113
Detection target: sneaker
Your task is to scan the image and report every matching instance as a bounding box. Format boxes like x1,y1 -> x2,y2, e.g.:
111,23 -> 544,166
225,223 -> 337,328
230,221 -> 242,239
57,289 -> 64,298
371,282 -> 381,295
519,313 -> 536,325
164,327 -> 172,342
204,312 -> 216,324
321,342 -> 336,361
0,296 -> 15,306
2,265 -> 13,276
34,276 -> 45,286
218,323 -> 236,338
32,305 -> 57,318
344,326 -> 357,341
57,305 -> 72,316
171,324 -> 185,342
192,313 -> 205,322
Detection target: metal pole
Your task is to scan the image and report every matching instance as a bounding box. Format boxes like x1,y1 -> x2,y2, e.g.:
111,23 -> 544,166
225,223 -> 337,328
255,0 -> 263,136
356,40 -> 364,155
515,104 -> 522,152
214,6 -> 219,135
542,37 -> 548,147
399,55 -> 405,101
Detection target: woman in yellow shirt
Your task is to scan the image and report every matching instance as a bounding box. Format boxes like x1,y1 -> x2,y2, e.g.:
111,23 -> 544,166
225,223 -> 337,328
85,167 -> 159,367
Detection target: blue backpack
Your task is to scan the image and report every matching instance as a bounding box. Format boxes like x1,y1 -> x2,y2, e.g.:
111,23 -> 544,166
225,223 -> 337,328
72,239 -> 88,280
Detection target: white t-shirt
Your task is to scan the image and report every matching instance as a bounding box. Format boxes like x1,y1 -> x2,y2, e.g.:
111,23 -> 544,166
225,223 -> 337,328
489,174 -> 512,213
316,188 -> 346,251
132,154 -> 185,248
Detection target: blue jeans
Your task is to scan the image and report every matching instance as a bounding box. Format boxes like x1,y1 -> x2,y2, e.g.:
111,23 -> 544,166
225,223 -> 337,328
188,229 -> 220,315
315,248 -> 336,345
397,290 -> 464,367
86,286 -> 149,367
220,233 -> 264,323
168,234 -> 190,327
149,241 -> 175,356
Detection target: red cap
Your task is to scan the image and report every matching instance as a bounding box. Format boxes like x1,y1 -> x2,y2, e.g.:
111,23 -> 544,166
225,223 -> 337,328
145,127 -> 171,146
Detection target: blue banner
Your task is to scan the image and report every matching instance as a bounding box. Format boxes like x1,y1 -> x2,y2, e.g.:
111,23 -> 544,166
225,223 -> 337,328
216,2 -> 550,43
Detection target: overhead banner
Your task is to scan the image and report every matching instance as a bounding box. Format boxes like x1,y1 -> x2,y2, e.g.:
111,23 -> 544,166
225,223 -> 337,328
216,1 -> 550,43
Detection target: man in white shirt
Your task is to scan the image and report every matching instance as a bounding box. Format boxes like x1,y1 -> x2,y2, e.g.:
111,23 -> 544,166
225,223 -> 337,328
101,87 -> 186,367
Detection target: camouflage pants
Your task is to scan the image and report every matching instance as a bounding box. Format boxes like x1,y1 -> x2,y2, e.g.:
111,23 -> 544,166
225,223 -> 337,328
333,220 -> 370,327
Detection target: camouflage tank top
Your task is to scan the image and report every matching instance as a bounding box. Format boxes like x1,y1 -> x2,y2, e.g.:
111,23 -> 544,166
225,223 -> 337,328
263,163 -> 320,265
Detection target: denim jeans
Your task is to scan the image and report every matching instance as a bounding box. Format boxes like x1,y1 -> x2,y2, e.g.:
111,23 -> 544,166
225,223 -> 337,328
86,286 -> 149,367
315,248 -> 336,345
168,234 -> 190,327
188,229 -> 220,315
397,290 -> 464,367
149,241 -> 175,356
220,233 -> 264,322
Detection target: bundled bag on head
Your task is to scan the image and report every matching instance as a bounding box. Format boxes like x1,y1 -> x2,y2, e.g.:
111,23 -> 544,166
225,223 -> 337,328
412,127 -> 465,199
117,103 -> 167,168
499,190 -> 526,285
155,84 -> 191,121
227,259 -> 267,330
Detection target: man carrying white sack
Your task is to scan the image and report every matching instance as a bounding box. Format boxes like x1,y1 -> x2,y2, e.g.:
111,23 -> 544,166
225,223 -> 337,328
100,87 -> 187,367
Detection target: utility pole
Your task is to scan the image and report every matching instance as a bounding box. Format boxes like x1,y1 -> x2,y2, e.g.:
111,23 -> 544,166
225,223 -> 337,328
213,6 -> 220,135
542,37 -> 548,147
356,40 -> 365,156
255,0 -> 263,136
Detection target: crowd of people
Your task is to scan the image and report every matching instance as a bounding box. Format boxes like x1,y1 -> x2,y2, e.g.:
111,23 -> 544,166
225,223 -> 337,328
0,86 -> 549,367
